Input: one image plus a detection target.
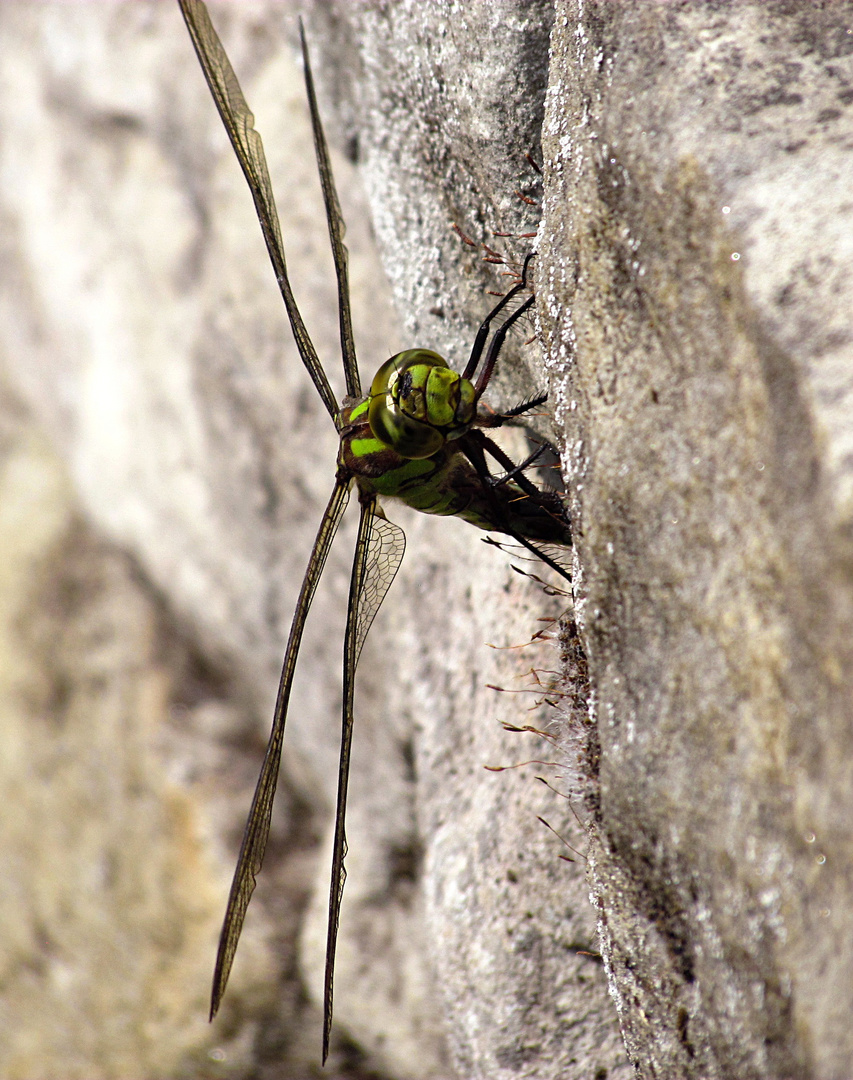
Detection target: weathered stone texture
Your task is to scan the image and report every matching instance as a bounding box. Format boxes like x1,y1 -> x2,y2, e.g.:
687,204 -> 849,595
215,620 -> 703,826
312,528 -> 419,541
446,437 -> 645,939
539,4 -> 853,1078
4,1 -> 848,1078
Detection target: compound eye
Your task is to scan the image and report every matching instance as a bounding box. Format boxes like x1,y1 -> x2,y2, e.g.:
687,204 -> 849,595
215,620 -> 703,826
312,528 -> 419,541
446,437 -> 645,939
368,350 -> 475,459
371,352 -> 464,457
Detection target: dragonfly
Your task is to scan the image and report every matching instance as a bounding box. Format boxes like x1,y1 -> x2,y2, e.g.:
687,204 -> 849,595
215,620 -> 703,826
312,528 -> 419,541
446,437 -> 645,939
178,0 -> 571,1063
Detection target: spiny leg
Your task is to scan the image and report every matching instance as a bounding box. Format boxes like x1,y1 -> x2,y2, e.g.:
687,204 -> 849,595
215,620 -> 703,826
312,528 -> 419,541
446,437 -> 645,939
458,266 -> 569,568
489,443 -> 549,489
500,392 -> 548,420
470,428 -> 552,503
472,294 -> 534,400
462,253 -> 535,382
462,432 -> 571,583
476,391 -> 549,430
475,396 -> 563,494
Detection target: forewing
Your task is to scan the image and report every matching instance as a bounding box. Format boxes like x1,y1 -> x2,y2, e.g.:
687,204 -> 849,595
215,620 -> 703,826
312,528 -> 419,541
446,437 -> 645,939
178,0 -> 339,423
299,23 -> 360,400
210,479 -> 351,1020
322,500 -> 405,1061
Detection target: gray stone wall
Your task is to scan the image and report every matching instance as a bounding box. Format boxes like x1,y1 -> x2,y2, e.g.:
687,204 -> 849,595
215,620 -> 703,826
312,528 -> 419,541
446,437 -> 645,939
539,3 -> 853,1079
1,2 -> 850,1079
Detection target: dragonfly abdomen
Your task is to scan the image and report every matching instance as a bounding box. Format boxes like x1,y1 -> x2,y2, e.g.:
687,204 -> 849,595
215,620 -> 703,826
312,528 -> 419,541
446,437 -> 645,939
341,421 -> 570,546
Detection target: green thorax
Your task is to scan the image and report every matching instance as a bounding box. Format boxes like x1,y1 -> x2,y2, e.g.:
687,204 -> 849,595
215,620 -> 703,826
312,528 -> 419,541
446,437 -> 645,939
340,396 -> 481,520
338,397 -> 571,546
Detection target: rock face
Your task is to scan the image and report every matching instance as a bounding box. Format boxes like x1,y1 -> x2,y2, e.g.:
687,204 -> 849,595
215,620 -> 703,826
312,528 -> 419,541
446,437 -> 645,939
1,2 -> 850,1079
538,4 -> 853,1079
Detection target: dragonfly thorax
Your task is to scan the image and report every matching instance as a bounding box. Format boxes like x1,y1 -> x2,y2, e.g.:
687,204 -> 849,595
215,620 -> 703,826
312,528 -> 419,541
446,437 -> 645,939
368,349 -> 476,459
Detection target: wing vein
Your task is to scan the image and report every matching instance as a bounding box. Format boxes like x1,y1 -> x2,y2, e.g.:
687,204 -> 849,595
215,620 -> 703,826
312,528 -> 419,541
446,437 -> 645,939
178,0 -> 340,423
210,479 -> 352,1019
299,23 -> 360,400
322,500 -> 405,1061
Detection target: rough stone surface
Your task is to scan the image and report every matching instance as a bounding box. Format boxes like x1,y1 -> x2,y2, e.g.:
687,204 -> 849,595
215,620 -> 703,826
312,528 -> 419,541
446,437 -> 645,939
12,1 -> 849,1078
539,3 -> 853,1079
0,3 -> 623,1080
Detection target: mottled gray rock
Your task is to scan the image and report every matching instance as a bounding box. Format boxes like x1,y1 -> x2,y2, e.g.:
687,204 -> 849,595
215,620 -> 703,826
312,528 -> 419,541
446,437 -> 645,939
539,3 -> 853,1079
13,1 -> 848,1078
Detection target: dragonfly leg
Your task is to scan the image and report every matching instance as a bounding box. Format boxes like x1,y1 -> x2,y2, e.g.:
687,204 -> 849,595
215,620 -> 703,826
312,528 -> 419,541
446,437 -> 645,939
472,294 -> 535,400
501,391 -> 548,419
462,253 -> 536,382
463,432 -> 572,581
488,442 -> 549,489
473,429 -> 551,501
477,391 -> 549,429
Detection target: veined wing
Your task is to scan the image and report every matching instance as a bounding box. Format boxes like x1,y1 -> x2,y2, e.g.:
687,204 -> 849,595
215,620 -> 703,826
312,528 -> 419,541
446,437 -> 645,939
353,509 -> 408,665
210,479 -> 352,1020
323,500 -> 406,1062
178,0 -> 340,424
299,23 -> 360,400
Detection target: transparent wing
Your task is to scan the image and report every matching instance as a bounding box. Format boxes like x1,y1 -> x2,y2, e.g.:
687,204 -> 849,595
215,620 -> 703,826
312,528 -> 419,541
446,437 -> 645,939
322,500 -> 406,1062
299,23 -> 360,400
178,0 -> 340,424
210,479 -> 351,1020
353,508 -> 408,666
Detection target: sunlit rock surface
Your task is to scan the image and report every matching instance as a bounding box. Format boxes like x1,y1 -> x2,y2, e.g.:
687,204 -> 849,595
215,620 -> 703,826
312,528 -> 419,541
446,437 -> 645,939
3,2 -> 849,1079
538,4 -> 853,1079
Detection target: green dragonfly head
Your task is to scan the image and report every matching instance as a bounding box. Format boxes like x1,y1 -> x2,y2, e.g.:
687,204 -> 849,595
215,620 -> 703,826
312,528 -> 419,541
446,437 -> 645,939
367,349 -> 476,459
